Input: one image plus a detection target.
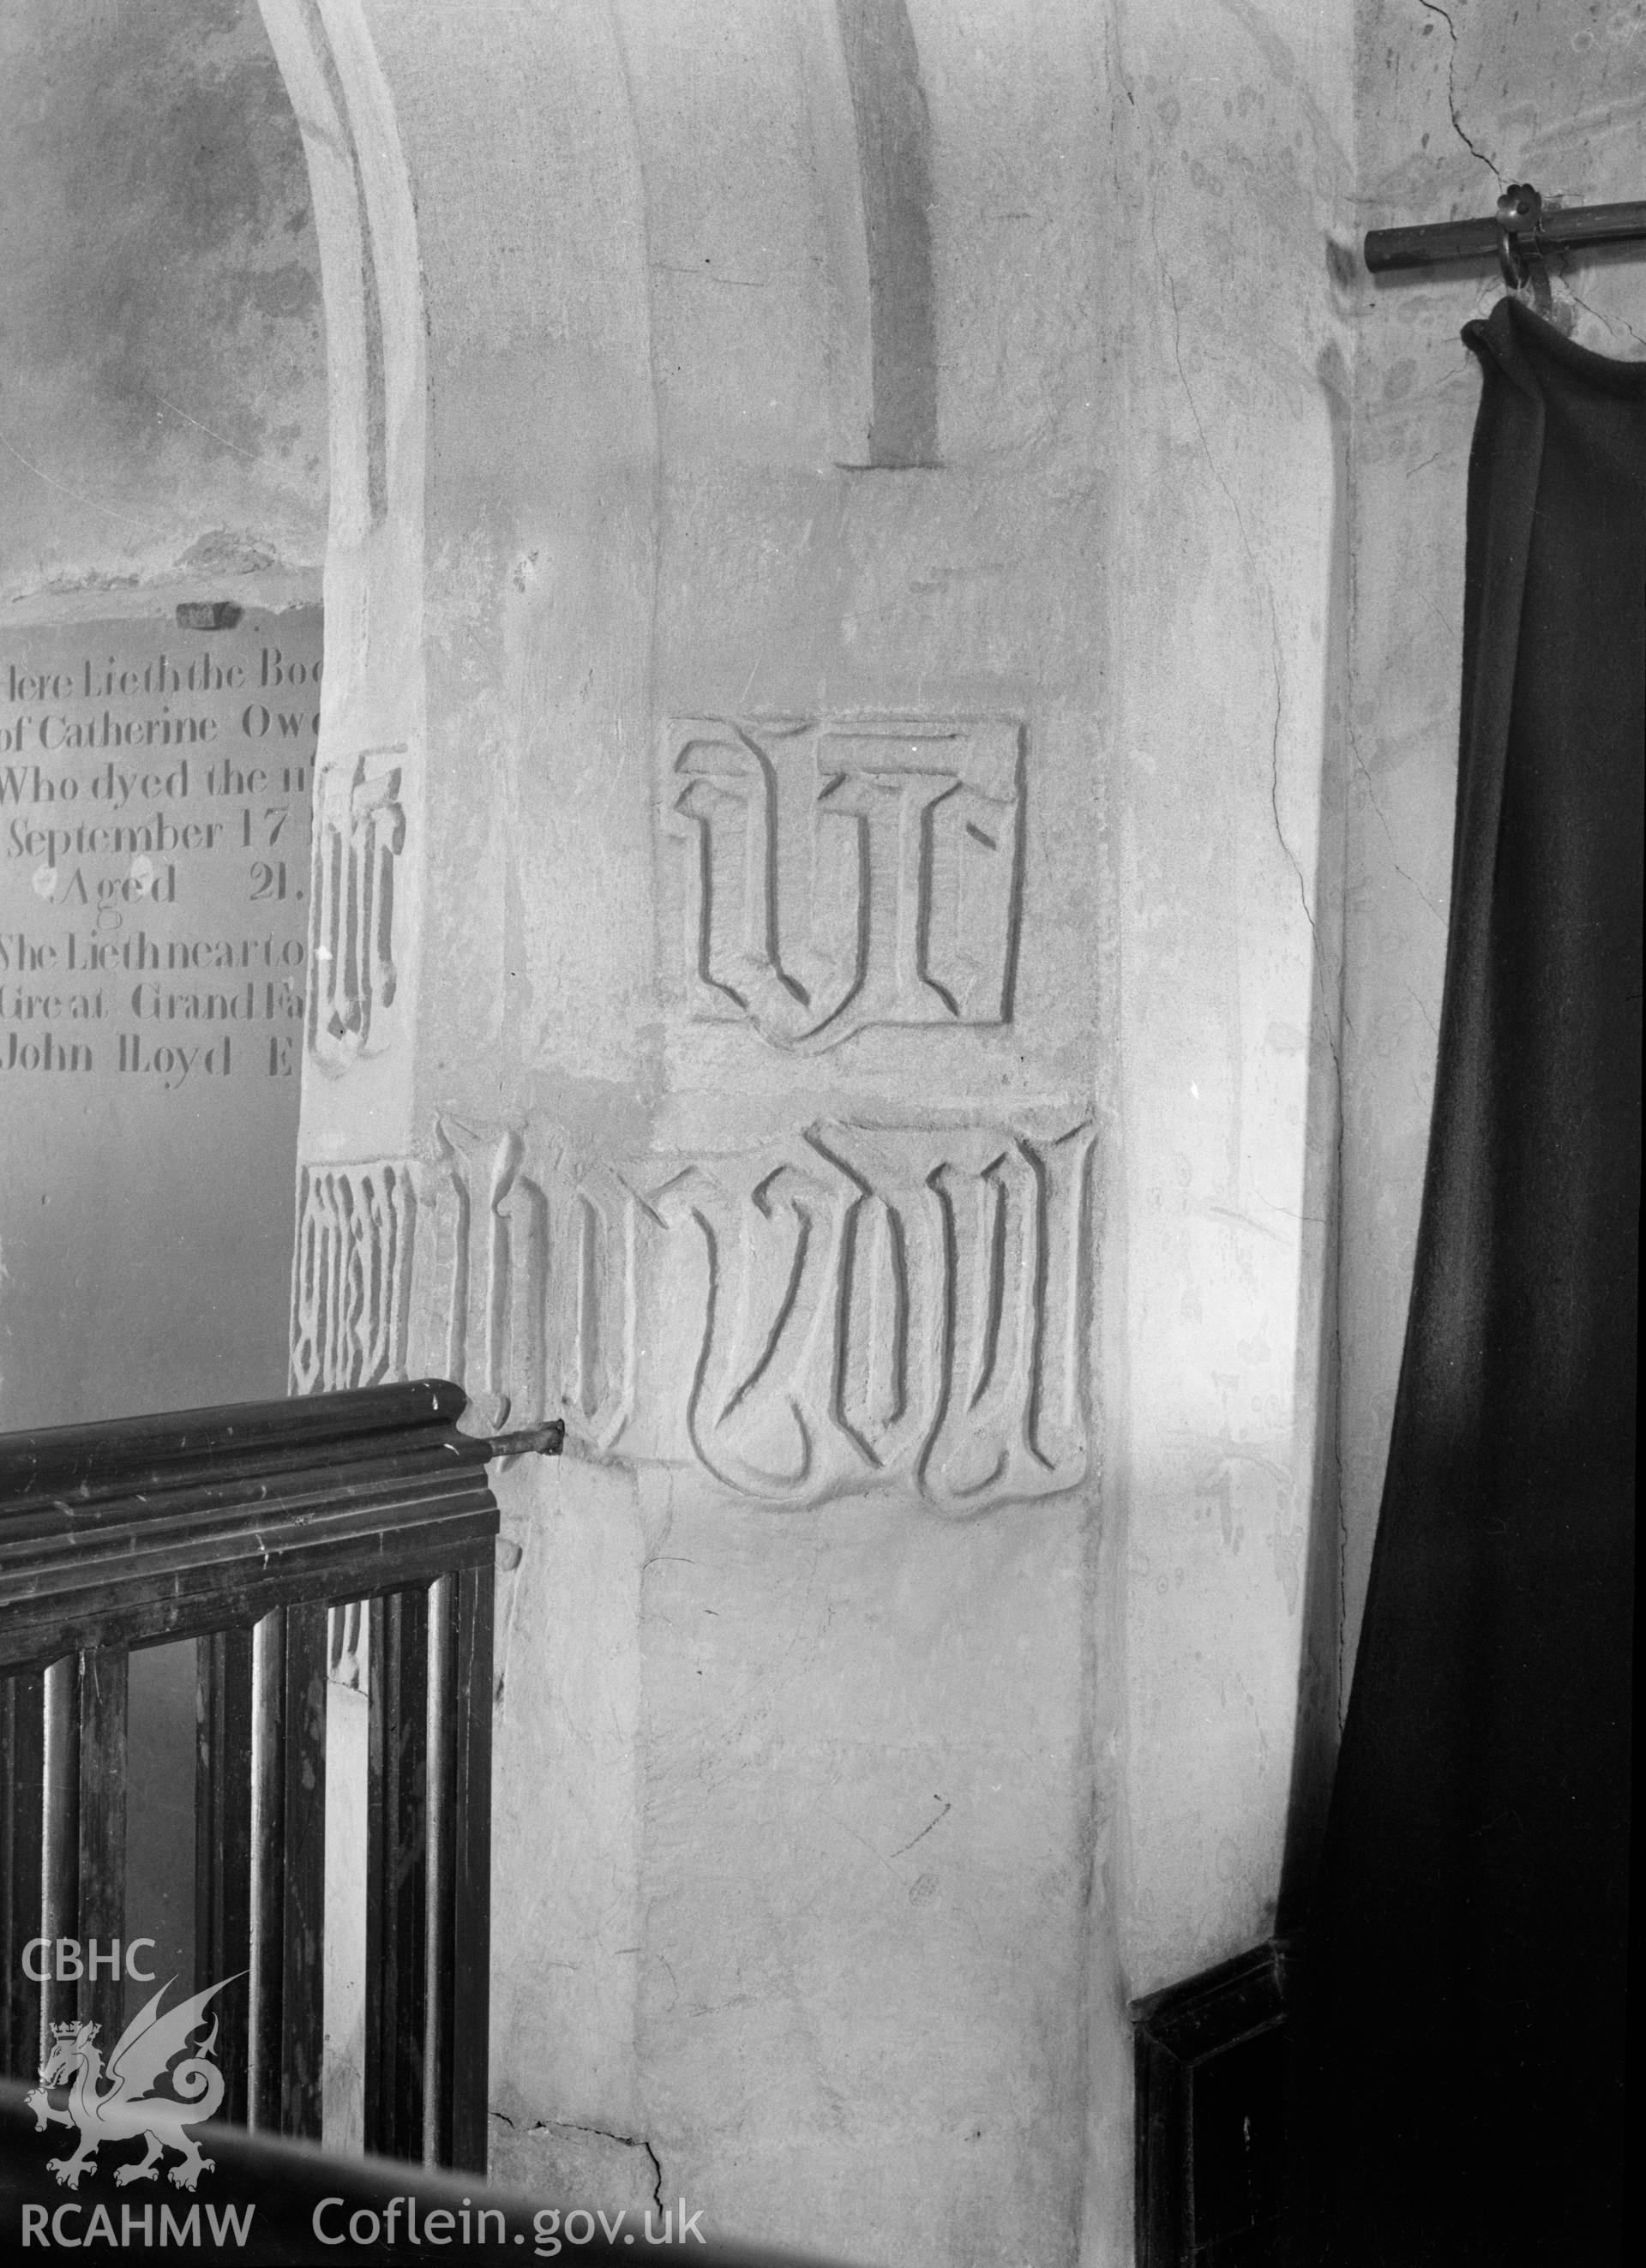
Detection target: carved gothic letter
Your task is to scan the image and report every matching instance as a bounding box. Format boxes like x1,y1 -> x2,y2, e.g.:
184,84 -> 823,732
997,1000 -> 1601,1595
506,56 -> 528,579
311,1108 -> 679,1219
309,747 -> 407,1073
291,1161 -> 417,1393
664,717 -> 1024,1050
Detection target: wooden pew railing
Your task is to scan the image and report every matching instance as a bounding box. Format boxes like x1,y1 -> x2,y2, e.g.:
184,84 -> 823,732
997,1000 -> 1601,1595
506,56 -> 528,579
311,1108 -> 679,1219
0,1383 -> 556,2173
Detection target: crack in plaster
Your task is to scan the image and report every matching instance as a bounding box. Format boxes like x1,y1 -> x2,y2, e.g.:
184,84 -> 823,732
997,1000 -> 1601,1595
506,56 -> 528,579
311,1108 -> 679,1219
1416,2 -> 1503,184
1157,257 -> 1329,1041
1352,753 -> 1445,923
1554,250 -> 1646,351
888,1797 -> 952,1858
519,2121 -> 666,2221
1265,641 -> 1318,958
0,428 -> 167,537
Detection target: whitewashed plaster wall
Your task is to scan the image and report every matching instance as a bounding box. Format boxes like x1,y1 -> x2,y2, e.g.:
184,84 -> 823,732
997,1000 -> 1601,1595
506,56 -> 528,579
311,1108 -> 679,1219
1339,0 -> 1646,1689
0,0 -> 326,619
263,3 -> 1355,2263
1103,0 -> 1353,2001
0,0 -> 327,1427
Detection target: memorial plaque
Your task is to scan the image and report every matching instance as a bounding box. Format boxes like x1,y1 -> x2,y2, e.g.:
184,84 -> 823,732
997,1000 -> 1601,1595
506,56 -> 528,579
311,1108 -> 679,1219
0,606 -> 319,1425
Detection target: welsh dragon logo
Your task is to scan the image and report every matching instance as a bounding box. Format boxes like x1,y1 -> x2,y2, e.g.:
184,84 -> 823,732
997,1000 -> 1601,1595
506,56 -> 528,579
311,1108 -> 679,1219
26,1975 -> 238,2192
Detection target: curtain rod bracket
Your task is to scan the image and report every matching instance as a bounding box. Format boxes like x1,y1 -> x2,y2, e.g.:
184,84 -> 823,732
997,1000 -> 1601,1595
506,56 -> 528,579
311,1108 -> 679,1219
1364,191 -> 1646,276
1495,183 -> 1552,316
480,1419 -> 565,1461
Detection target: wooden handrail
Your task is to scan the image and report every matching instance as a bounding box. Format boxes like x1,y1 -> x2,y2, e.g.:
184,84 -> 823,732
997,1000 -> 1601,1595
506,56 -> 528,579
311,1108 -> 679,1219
0,1378 -> 472,1497
0,1381 -> 496,1676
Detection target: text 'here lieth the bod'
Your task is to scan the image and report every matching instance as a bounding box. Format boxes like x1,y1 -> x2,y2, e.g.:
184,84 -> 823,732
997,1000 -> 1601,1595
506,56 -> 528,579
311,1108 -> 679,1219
1,615 -> 318,1089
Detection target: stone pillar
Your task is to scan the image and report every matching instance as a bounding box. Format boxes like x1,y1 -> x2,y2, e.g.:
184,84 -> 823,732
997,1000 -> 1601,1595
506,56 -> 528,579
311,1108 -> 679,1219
1103,0 -> 1353,1999
263,4 -> 1355,2260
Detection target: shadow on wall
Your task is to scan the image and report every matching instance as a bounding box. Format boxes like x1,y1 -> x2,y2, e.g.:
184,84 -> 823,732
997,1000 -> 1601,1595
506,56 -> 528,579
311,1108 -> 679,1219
835,0 -> 937,468
1277,332 -> 1353,1928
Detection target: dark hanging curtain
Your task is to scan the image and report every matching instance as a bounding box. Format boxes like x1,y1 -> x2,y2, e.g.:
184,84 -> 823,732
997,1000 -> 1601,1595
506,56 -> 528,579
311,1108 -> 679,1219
1293,298 -> 1640,2263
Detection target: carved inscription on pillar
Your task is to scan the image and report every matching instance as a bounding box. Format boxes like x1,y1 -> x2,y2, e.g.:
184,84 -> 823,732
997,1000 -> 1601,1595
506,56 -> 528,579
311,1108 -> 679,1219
292,1123 -> 556,1420
291,1113 -> 1092,1515
290,1160 -> 418,1393
417,1119 -> 553,1425
309,747 -> 405,1071
664,717 -> 1024,1049
643,1119 -> 1092,1510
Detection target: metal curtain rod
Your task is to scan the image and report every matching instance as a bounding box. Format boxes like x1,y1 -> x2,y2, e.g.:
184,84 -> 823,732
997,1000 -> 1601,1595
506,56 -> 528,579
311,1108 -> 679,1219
1365,185 -> 1646,275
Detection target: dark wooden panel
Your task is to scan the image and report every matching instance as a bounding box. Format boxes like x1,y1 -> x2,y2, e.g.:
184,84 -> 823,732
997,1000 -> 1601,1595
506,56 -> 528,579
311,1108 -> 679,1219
441,1563 -> 494,2174
75,1648 -> 129,2048
0,1673 -> 44,2079
424,1575 -> 454,2168
0,1383 -> 513,2153
195,1627 -> 253,2126
248,1608 -> 327,2141
1135,2018 -> 1188,2268
0,1474 -> 496,1679
279,1600 -> 327,2138
451,1562 -> 495,2173
1193,2026 -> 1287,2253
365,1586 -> 428,2163
1132,1940 -> 1296,2268
5,1534 -> 496,1681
